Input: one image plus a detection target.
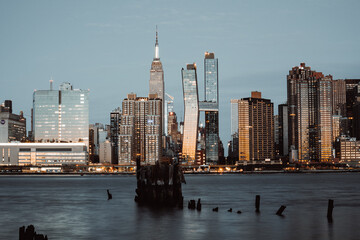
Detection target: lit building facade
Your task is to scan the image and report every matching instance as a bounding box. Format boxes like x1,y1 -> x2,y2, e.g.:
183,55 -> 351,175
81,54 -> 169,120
181,64 -> 199,164
238,92 -> 274,161
33,82 -> 89,147
204,52 -> 219,164
0,142 -> 87,165
119,94 -> 162,165
287,63 -> 333,162
335,136 -> 360,167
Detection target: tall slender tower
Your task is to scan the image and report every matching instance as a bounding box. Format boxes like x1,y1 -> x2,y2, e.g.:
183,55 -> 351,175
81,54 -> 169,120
149,28 -> 165,135
204,52 -> 219,164
182,64 -> 199,164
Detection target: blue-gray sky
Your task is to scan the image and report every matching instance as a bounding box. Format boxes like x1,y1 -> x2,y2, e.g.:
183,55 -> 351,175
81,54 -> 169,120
1,0 -> 359,153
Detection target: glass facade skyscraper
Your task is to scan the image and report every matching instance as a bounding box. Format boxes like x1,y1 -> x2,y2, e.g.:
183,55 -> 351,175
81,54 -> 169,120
33,82 -> 89,147
204,52 -> 219,164
182,64 -> 199,164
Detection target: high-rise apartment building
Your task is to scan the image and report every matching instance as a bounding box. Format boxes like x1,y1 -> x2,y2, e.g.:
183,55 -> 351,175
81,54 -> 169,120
287,63 -> 332,162
149,29 -> 165,135
118,93 -> 162,165
33,82 -> 89,147
203,52 -> 219,164
238,92 -> 274,161
0,100 -> 26,143
181,64 -> 199,164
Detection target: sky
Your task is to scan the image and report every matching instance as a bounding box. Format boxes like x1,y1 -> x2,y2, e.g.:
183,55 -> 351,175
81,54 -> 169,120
1,0 -> 359,154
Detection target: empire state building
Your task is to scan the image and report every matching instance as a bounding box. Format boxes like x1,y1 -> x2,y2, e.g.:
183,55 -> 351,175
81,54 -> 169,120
149,29 -> 165,135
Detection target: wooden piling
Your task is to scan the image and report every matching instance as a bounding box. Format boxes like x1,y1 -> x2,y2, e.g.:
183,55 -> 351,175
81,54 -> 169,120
255,195 -> 260,212
276,205 -> 286,216
327,199 -> 334,220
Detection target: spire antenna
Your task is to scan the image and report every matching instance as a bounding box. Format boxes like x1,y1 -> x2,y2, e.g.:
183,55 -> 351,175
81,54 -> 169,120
154,25 -> 159,59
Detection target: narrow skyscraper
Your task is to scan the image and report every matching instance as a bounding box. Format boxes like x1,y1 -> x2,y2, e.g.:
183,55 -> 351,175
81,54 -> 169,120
182,64 -> 199,164
204,52 -> 219,164
149,28 -> 165,135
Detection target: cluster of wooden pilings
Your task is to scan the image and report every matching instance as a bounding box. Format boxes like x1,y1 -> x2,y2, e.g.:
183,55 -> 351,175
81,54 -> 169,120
134,158 -> 186,208
19,225 -> 48,240
197,194 -> 335,221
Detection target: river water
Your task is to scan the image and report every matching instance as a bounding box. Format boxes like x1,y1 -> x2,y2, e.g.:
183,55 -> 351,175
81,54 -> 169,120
0,173 -> 359,240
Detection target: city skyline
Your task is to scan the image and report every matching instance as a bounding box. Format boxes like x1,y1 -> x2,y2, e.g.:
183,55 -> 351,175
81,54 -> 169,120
1,0 -> 360,153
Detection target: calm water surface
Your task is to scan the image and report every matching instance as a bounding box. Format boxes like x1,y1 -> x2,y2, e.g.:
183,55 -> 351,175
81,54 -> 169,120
0,173 -> 359,240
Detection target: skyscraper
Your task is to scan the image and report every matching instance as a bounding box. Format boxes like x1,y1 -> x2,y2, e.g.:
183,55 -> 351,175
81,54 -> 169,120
278,103 -> 289,157
203,52 -> 219,164
181,64 -> 199,164
149,29 -> 165,135
110,107 -> 121,164
33,81 -> 89,146
118,93 -> 162,165
287,63 -> 333,162
238,92 -> 274,161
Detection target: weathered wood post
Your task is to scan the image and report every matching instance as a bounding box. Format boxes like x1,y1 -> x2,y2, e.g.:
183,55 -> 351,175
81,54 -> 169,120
327,199 -> 334,221
276,205 -> 286,216
255,195 -> 260,212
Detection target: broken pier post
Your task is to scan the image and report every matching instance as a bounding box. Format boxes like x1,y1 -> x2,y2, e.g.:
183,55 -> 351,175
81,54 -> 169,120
255,195 -> 260,212
327,199 -> 334,221
276,205 -> 286,216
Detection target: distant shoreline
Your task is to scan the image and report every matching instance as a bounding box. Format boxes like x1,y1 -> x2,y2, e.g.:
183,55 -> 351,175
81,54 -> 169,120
0,169 -> 359,176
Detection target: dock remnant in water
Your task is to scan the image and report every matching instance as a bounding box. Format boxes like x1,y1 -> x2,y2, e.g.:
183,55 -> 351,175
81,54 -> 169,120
134,158 -> 185,208
19,225 -> 48,240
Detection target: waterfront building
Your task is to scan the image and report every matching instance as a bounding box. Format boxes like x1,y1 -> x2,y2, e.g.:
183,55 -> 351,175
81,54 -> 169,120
149,29 -> 165,135
203,52 -> 219,165
0,142 -> 87,165
99,140 -> 112,164
238,92 -> 274,161
181,64 -> 199,164
119,93 -> 162,165
335,136 -> 360,167
0,100 -> 26,143
110,107 -> 121,164
33,81 -> 89,147
287,63 -> 332,162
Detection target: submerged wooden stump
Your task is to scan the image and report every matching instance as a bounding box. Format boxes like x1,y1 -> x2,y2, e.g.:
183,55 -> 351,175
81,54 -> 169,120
134,158 -> 185,208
